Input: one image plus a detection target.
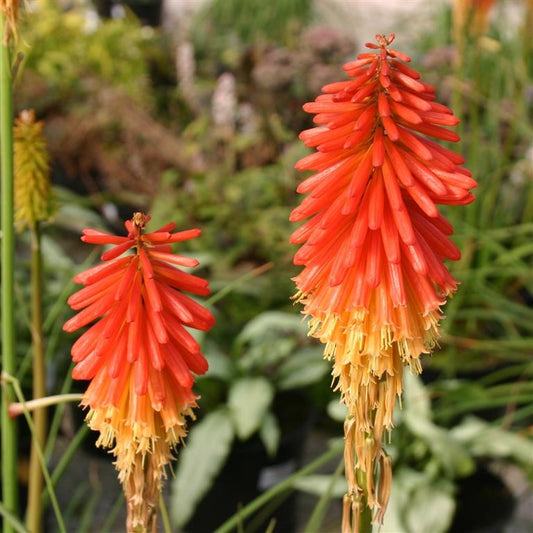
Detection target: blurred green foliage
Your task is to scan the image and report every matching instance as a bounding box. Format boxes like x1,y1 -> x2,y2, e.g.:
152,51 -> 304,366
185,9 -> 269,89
193,0 -> 313,52
411,4 -> 533,434
9,0 -> 533,531
322,372 -> 532,533
171,311 -> 330,527
18,4 -> 154,103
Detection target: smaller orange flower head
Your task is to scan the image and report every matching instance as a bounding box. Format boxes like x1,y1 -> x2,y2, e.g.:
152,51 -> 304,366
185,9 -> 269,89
64,213 -> 215,530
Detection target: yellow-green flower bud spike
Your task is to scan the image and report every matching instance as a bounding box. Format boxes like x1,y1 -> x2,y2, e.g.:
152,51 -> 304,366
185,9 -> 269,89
14,109 -> 55,231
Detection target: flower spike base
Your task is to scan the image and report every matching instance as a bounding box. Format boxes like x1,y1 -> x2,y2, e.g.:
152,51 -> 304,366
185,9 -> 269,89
64,213 -> 215,532
290,34 -> 476,529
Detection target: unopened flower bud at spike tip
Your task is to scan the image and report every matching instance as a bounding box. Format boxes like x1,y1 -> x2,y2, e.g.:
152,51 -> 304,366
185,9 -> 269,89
291,33 -> 475,526
63,213 -> 215,531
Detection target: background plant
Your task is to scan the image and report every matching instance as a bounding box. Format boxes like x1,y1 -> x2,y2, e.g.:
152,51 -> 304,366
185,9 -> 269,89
170,310 -> 331,528
0,0 -> 531,531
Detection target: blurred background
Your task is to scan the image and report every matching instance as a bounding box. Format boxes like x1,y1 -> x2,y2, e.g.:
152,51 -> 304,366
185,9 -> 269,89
9,0 -> 533,531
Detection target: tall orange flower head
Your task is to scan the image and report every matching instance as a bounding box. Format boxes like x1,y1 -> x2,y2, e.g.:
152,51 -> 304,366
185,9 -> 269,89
63,213 -> 215,532
291,34 -> 476,528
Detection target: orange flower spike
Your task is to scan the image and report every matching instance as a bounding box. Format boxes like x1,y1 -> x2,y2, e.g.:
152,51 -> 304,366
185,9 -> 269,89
291,34 -> 476,527
63,212 -> 215,532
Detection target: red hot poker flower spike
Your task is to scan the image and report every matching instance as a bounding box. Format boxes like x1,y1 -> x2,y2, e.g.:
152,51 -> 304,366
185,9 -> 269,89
291,34 -> 476,529
64,212 -> 215,532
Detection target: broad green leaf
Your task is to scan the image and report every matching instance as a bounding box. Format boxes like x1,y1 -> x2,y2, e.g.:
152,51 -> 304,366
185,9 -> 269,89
170,409 -> 234,527
293,474 -> 346,498
41,235 -> 75,270
228,377 -> 274,440
236,311 -> 306,346
327,399 -> 347,423
259,412 -> 281,457
451,416 -> 533,478
236,311 -> 307,371
402,373 -> 474,477
200,342 -> 234,380
382,468 -> 455,533
402,372 -> 431,419
382,468 -> 426,533
238,337 -> 296,371
403,478 -> 455,533
404,409 -> 474,477
277,347 -> 330,390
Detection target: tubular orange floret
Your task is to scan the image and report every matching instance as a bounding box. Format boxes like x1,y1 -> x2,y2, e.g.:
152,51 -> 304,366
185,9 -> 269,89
291,34 -> 475,526
63,213 -> 215,532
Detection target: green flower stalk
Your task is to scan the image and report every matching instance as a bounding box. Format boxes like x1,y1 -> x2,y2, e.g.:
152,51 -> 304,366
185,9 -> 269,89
13,108 -> 55,533
1,4 -> 18,532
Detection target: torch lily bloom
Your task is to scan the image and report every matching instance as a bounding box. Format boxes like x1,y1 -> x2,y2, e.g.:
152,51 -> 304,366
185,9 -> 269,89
64,213 -> 215,532
291,34 -> 476,529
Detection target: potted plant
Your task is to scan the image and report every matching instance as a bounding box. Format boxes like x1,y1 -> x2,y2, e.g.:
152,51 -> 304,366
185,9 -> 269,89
169,310 -> 331,532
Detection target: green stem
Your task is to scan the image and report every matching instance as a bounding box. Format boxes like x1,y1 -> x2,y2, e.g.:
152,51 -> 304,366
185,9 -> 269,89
0,13 -> 18,533
2,373 -> 66,533
0,503 -> 28,533
355,468 -> 373,533
159,495 -> 171,533
358,501 -> 372,533
214,440 -> 343,533
26,224 -> 46,533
